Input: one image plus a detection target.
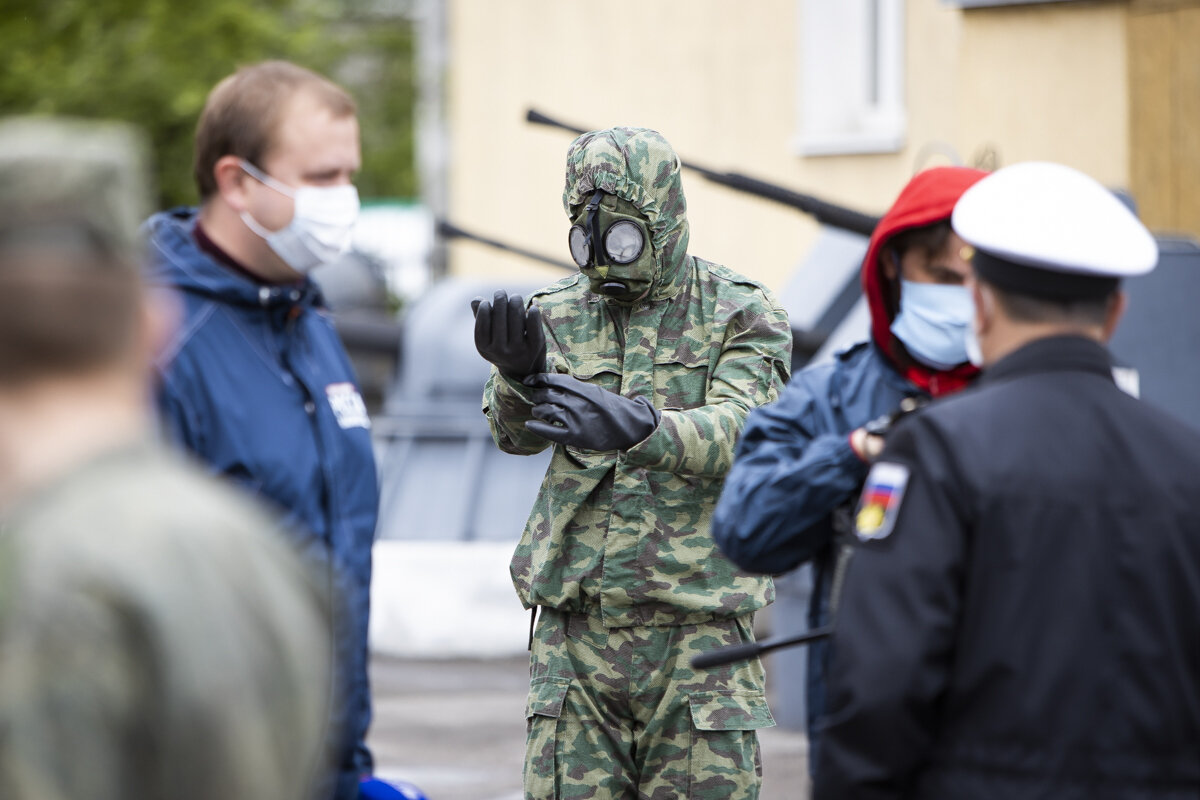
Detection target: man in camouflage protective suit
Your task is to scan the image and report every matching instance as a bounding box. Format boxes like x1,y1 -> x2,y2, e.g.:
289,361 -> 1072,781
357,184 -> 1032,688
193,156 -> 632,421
473,127 -> 792,798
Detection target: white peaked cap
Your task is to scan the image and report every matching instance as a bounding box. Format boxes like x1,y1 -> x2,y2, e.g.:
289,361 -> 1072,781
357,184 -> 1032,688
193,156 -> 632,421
953,161 -> 1158,279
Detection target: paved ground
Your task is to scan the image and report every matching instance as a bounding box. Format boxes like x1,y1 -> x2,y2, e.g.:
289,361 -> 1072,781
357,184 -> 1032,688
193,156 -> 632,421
368,654 -> 811,800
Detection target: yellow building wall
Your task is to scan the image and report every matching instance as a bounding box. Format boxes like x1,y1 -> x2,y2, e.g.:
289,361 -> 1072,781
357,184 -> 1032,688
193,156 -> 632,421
956,2 -> 1130,188
446,0 -> 809,293
1128,0 -> 1200,237
445,1 -> 1136,295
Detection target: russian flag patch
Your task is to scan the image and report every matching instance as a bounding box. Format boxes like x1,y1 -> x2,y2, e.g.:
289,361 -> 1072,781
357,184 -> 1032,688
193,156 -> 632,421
855,461 -> 910,542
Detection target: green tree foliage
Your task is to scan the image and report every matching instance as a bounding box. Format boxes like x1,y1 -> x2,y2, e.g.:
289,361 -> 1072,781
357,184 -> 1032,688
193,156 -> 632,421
0,0 -> 416,207
338,21 -> 418,202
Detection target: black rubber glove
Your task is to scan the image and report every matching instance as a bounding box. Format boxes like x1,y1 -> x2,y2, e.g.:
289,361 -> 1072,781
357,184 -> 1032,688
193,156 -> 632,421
471,290 -> 546,379
523,373 -> 660,451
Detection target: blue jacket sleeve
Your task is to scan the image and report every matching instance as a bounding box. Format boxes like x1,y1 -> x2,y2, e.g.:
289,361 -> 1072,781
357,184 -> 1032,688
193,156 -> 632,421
711,365 -> 871,574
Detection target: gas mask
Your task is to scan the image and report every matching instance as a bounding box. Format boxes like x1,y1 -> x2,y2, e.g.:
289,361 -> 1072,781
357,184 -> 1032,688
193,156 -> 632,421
567,190 -> 656,303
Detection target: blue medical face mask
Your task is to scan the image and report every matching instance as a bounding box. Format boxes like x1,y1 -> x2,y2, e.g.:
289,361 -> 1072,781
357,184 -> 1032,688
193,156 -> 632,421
891,280 -> 975,369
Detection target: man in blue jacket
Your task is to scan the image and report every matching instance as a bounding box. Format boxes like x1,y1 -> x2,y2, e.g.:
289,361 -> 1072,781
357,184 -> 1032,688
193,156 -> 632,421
145,61 -> 379,800
710,166 -> 987,770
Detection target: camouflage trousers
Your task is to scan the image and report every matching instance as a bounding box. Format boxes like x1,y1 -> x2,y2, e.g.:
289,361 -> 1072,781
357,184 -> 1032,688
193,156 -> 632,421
523,608 -> 774,799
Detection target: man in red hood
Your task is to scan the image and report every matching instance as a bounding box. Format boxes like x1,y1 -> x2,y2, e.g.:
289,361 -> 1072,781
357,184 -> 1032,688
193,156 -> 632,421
711,166 -> 988,772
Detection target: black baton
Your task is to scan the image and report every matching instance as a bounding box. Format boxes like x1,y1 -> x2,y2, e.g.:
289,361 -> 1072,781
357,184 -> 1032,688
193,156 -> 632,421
690,625 -> 835,670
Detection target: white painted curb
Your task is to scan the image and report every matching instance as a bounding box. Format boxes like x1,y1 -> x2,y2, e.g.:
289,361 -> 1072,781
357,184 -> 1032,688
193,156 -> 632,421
369,540 -> 531,658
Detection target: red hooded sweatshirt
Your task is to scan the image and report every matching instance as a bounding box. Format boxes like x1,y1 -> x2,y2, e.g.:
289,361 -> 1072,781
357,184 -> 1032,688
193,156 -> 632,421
862,166 -> 989,397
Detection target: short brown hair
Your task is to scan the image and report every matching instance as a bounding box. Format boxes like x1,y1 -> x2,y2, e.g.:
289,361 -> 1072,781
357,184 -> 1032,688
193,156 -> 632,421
192,61 -> 356,200
0,116 -> 149,384
0,249 -> 142,383
889,220 -> 953,262
986,281 -> 1115,328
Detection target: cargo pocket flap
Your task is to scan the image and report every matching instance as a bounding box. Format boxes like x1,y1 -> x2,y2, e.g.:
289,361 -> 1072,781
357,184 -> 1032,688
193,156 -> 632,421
525,677 -> 571,720
558,352 -> 622,384
688,691 -> 775,731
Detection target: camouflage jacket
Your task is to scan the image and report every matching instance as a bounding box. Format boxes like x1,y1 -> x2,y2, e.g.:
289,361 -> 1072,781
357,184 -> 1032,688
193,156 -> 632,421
483,127 -> 792,628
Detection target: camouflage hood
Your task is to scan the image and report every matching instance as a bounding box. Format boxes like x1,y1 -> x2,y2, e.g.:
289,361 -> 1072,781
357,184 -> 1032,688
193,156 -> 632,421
562,127 -> 690,302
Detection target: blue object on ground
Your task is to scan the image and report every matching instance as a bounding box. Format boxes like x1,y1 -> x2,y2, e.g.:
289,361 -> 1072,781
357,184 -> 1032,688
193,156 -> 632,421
360,776 -> 429,800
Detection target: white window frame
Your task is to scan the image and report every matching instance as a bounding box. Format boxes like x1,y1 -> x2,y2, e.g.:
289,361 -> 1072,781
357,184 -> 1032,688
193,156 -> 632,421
796,0 -> 907,157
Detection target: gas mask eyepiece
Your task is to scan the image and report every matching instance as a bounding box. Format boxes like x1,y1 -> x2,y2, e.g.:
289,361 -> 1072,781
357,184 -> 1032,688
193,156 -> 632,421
568,190 -> 648,268
567,190 -> 654,302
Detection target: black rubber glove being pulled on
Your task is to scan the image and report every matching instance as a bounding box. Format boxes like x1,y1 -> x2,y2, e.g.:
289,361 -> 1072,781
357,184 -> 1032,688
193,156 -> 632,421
470,290 -> 546,379
523,372 -> 660,452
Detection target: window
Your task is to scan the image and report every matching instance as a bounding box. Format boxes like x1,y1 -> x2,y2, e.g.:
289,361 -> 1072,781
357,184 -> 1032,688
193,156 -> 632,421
797,0 -> 906,156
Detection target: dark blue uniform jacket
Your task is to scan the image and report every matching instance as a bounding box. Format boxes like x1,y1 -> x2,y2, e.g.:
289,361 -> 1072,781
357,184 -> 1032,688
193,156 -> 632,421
816,336 -> 1200,800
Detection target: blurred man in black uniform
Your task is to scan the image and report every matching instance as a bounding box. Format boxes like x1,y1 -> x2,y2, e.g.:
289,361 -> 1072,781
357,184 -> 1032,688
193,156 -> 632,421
813,161 -> 1200,800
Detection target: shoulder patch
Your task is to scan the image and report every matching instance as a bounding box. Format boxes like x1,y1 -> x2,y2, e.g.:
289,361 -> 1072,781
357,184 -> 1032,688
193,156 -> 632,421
854,461 -> 910,542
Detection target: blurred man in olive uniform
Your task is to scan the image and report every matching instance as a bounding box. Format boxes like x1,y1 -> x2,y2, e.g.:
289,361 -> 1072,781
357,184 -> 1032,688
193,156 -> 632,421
0,116 -> 332,800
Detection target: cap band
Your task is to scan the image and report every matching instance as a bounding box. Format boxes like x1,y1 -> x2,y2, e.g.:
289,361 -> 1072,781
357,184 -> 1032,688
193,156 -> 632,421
972,248 -> 1120,300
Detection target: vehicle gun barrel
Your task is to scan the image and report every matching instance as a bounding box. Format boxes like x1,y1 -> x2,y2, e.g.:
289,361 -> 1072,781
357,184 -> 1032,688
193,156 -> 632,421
526,108 -> 881,236
437,219 -> 576,272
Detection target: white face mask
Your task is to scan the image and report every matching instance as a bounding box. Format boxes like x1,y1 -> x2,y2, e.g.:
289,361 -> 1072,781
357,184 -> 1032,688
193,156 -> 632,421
964,319 -> 984,368
239,160 -> 359,274
964,283 -> 994,368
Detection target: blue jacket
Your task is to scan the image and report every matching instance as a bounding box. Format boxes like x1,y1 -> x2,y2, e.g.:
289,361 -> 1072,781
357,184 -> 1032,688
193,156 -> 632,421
145,208 -> 377,799
711,341 -> 923,753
